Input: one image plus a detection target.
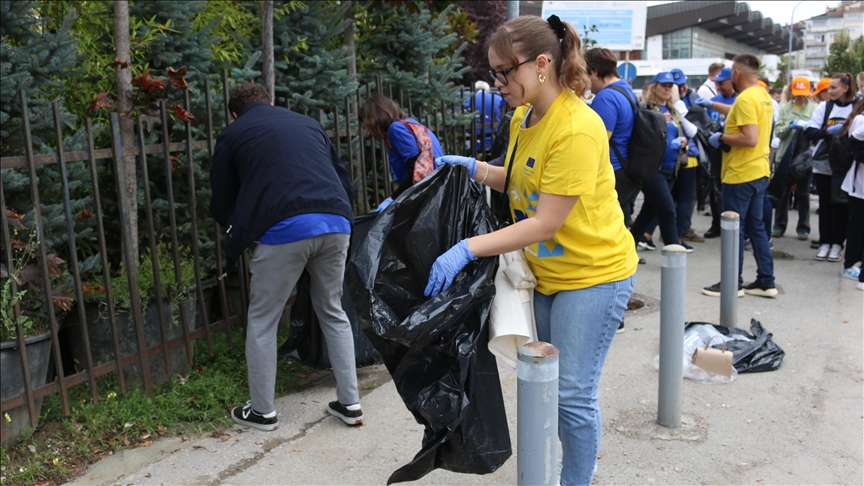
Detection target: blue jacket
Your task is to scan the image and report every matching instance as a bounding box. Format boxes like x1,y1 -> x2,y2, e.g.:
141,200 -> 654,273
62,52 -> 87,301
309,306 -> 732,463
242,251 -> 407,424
209,102 -> 355,269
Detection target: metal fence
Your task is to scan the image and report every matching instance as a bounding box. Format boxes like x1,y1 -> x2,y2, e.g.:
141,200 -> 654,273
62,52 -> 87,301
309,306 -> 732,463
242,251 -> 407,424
0,71 -> 504,442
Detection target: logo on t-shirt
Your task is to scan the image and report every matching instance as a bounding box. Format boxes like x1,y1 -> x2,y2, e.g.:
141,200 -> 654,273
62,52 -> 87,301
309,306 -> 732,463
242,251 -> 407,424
526,157 -> 535,168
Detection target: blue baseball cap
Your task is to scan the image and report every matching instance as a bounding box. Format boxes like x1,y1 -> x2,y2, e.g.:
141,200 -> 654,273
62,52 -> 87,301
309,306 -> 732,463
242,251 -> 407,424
713,67 -> 732,83
670,69 -> 687,85
652,72 -> 675,84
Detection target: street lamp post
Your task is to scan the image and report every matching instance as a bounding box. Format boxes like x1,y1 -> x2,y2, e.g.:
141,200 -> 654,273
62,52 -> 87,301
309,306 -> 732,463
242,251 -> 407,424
787,1 -> 805,85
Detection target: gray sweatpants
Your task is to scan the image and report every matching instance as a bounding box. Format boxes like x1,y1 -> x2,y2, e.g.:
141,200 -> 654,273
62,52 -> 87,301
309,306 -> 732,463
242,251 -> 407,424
246,233 -> 358,414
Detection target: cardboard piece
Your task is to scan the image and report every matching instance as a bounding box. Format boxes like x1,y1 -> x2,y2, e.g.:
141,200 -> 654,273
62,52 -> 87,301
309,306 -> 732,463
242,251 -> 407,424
691,336 -> 733,378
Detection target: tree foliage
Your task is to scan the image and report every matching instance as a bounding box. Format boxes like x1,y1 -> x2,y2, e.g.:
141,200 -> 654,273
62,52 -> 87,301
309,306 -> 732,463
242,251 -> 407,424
824,29 -> 864,78
456,0 -> 505,87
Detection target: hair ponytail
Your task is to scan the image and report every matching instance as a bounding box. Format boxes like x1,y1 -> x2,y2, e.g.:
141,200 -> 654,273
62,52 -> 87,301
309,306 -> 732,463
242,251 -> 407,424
556,20 -> 590,97
832,72 -> 856,103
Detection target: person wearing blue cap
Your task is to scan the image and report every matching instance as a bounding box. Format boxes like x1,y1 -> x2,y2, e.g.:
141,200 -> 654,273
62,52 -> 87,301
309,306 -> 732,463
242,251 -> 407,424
630,72 -> 699,254
695,67 -> 738,125
671,68 -> 695,110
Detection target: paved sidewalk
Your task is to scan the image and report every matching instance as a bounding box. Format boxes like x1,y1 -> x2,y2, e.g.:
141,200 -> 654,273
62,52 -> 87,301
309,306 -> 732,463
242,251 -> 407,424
69,212 -> 863,485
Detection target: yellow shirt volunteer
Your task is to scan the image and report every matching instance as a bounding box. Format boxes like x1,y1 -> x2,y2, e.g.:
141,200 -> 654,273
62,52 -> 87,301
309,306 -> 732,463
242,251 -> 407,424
722,86 -> 773,184
506,89 -> 638,295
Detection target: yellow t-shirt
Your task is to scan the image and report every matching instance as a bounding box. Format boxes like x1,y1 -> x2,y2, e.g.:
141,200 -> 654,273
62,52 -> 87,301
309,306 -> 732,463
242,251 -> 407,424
722,86 -> 773,184
506,90 -> 638,295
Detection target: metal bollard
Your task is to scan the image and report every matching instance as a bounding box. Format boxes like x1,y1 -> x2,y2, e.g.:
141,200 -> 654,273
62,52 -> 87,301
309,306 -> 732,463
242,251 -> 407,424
720,211 -> 740,329
517,342 -> 559,486
658,244 -> 687,428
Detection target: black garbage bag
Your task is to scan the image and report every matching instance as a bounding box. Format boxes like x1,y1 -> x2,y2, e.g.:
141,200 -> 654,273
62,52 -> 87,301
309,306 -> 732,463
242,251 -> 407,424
685,319 -> 785,373
278,213 -> 380,369
347,165 -> 511,484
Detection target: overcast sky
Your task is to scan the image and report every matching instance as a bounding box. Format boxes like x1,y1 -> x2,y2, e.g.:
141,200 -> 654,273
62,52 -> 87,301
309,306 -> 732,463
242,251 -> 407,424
645,1 -> 841,26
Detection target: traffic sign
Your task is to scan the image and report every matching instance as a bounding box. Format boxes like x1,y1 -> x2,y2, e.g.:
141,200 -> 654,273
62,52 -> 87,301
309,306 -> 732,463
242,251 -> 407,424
618,62 -> 637,83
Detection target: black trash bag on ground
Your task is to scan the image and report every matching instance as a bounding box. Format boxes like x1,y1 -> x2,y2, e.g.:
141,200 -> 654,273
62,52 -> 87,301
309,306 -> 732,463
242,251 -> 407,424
278,213 -> 380,369
685,319 -> 785,373
347,165 -> 511,484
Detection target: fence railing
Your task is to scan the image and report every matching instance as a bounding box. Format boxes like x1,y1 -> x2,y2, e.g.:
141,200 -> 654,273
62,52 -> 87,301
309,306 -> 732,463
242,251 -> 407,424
0,71 -> 504,443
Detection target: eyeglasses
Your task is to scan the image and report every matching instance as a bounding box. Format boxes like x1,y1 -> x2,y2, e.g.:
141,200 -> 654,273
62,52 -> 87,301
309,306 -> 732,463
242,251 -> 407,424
487,56 -> 539,86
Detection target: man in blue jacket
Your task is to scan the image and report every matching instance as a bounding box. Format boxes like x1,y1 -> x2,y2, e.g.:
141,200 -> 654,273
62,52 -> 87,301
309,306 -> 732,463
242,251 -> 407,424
210,83 -> 362,430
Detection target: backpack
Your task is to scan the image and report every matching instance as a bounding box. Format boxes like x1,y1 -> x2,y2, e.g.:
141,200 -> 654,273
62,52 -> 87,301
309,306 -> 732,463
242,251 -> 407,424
606,85 -> 668,180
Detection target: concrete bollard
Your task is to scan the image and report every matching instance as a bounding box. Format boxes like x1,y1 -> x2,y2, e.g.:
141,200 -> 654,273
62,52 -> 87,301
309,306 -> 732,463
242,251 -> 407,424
658,244 -> 687,428
720,211 -> 740,329
517,342 -> 559,486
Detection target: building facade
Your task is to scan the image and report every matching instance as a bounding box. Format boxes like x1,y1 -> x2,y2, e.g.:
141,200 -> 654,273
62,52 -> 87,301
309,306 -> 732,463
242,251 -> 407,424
801,1 -> 864,75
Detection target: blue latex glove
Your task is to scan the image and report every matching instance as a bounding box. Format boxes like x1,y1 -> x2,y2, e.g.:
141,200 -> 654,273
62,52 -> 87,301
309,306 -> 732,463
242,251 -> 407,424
708,132 -> 722,148
789,120 -> 808,130
372,197 -> 393,212
827,124 -> 843,136
434,155 -> 477,178
424,239 -> 476,297
695,98 -> 714,109
670,138 -> 683,150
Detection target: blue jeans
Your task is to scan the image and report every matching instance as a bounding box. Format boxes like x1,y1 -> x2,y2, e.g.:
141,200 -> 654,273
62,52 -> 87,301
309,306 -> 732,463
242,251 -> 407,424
722,178 -> 774,287
534,275 -> 635,486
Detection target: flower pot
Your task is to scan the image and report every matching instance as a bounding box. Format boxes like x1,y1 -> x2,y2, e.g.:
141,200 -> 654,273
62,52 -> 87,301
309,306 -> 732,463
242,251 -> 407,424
59,294 -> 196,387
1,331 -> 53,446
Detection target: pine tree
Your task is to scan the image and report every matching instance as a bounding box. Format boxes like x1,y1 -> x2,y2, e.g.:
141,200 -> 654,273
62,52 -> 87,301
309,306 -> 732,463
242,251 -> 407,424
357,2 -> 469,112
1,0 -> 98,299
0,0 -> 80,156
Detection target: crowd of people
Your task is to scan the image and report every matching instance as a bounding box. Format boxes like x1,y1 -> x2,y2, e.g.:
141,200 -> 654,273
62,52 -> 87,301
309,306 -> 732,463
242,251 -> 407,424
206,13 -> 863,486
584,56 -> 864,296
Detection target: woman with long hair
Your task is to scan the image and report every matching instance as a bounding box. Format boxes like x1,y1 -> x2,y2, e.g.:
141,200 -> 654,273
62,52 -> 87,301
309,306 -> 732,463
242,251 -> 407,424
630,73 -> 698,253
804,72 -> 857,262
359,94 -> 444,201
430,15 -> 637,485
839,97 -> 864,288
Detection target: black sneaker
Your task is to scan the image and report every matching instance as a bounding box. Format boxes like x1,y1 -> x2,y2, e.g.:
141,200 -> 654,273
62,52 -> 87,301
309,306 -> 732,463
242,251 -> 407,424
679,241 -> 694,253
743,281 -> 778,298
327,401 -> 363,425
701,282 -> 744,297
231,400 -> 278,431
616,321 -> 625,334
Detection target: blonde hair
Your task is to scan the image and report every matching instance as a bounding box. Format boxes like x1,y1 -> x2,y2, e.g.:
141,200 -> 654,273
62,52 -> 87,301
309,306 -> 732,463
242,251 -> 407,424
487,16 -> 590,98
644,82 -> 677,112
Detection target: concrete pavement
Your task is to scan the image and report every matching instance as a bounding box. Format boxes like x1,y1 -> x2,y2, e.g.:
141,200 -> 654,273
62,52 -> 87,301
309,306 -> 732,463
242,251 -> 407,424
69,210 -> 864,485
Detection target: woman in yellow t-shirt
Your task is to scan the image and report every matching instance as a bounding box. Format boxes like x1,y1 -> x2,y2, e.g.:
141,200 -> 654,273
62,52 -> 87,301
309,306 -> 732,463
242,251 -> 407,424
427,15 -> 637,486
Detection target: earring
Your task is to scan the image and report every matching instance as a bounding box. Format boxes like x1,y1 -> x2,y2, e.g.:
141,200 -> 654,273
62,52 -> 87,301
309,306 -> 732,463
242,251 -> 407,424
539,74 -> 546,85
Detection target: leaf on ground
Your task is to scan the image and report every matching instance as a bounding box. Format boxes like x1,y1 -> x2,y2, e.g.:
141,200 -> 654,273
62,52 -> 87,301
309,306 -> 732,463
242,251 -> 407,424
124,437 -> 130,446
597,452 -> 604,459
167,66 -> 188,90
140,440 -> 153,447
297,374 -> 308,379
92,448 -> 102,454
172,104 -> 195,122
697,423 -> 708,429
157,425 -> 165,435
220,434 -> 231,442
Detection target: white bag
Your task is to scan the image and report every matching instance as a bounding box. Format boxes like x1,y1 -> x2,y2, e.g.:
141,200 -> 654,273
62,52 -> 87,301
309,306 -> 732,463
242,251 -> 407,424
488,250 -> 538,368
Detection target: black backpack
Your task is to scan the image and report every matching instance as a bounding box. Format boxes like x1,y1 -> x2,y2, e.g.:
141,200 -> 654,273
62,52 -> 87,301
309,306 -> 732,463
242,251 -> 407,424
606,85 -> 668,180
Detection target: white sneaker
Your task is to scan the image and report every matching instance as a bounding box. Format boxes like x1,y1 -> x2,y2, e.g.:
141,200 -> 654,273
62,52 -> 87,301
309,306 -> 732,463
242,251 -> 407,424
815,244 -> 830,261
827,244 -> 842,262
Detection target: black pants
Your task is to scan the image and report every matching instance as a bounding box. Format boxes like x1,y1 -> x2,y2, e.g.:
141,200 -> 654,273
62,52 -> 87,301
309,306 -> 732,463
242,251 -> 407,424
774,171 -> 812,234
708,153 -> 723,232
630,167 -> 678,246
814,173 -> 848,246
846,196 -> 864,277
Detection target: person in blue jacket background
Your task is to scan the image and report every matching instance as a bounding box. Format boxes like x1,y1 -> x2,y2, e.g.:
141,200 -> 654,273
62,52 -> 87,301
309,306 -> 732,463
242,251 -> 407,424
464,80 -> 507,154
360,94 -> 444,206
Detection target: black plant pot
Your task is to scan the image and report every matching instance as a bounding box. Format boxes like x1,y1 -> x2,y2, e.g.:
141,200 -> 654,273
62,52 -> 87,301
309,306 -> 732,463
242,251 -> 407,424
60,294 -> 197,387
0,331 -> 53,446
